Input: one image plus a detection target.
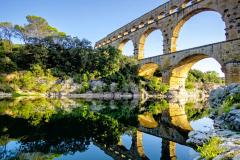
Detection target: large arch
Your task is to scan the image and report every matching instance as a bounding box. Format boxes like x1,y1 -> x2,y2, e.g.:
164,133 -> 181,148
171,8 -> 226,52
138,63 -> 161,79
168,53 -> 224,90
118,39 -> 134,57
138,28 -> 164,60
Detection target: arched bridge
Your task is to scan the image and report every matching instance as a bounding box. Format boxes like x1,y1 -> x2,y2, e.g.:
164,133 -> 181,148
95,0 -> 240,90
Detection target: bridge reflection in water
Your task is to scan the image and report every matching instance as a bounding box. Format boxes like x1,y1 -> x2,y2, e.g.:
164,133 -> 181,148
94,102 -> 194,160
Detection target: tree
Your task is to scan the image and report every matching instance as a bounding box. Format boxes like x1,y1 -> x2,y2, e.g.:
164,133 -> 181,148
15,16 -> 66,43
203,71 -> 222,83
0,22 -> 16,50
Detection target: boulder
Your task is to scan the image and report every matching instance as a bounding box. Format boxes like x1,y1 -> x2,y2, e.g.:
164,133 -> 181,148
214,109 -> 240,131
187,130 -> 213,146
209,83 -> 240,108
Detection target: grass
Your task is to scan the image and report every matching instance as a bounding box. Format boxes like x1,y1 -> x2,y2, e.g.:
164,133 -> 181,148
197,137 -> 226,160
185,81 -> 195,91
217,93 -> 240,115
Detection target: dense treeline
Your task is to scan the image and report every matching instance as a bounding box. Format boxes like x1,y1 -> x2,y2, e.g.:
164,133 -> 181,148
186,69 -> 224,90
187,69 -> 224,84
0,16 -> 142,94
0,17 -> 138,79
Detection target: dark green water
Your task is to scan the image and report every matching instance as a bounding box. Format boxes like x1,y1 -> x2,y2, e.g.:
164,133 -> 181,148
0,98 -> 213,160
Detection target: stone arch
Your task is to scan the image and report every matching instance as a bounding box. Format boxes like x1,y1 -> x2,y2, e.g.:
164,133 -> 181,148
169,53 -> 224,90
118,39 -> 134,56
138,27 -> 164,59
171,8 -> 225,52
139,63 -> 161,79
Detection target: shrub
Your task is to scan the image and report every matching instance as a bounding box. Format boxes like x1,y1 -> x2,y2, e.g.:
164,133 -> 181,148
0,83 -> 13,93
149,100 -> 169,115
159,83 -> 169,94
185,81 -> 195,91
197,137 -> 225,160
79,82 -> 90,93
7,64 -> 57,93
145,77 -> 169,94
218,93 -> 240,114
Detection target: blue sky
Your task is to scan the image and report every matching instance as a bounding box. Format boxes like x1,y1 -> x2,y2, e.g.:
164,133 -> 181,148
0,0 -> 225,76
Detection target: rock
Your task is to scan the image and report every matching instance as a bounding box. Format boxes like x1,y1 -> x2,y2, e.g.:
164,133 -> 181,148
187,131 -> 212,146
0,92 -> 12,98
110,83 -> 117,92
209,83 -> 240,108
187,129 -> 240,160
209,87 -> 225,108
214,109 -> 240,131
90,80 -> 105,92
128,82 -> 139,94
208,84 -> 240,131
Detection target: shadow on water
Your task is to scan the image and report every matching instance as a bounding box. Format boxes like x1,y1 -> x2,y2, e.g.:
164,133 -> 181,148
0,97 -> 210,159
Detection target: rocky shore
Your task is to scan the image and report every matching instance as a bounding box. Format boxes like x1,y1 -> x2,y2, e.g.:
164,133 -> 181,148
187,129 -> 240,160
66,92 -> 140,100
187,83 -> 240,159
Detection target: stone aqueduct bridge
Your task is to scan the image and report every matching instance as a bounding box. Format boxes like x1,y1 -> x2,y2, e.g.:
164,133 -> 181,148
95,0 -> 240,90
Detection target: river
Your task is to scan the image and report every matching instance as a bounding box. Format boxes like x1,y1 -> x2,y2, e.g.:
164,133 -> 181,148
0,98 -> 213,160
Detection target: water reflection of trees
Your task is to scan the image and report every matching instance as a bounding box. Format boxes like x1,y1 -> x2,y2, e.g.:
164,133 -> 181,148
0,98 -> 209,159
0,104 -> 125,159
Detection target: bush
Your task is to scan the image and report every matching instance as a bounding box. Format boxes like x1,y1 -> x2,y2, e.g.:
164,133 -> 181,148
197,137 -> 225,160
149,100 -> 169,115
9,64 -> 57,93
218,93 -> 240,114
159,83 -> 169,94
0,83 -> 13,93
145,77 -> 169,94
78,82 -> 90,93
187,69 -> 224,84
185,81 -> 195,90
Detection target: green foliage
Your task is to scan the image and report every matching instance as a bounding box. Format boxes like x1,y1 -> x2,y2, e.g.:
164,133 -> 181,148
79,82 -> 90,93
145,77 -> 169,94
187,69 -> 224,84
12,64 -> 56,93
0,16 -> 143,94
148,100 -> 169,115
185,101 -> 210,120
197,137 -> 225,160
16,15 -> 66,41
0,98 -> 64,125
104,56 -> 139,85
0,83 -> 13,93
185,81 -> 195,91
218,93 -> 240,114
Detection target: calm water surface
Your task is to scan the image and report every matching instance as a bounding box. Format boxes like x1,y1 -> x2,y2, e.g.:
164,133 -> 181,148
0,98 -> 212,160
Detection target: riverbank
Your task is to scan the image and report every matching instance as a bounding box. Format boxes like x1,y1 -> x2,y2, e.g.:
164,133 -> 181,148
187,83 -> 240,159
187,129 -> 240,160
60,92 -> 140,100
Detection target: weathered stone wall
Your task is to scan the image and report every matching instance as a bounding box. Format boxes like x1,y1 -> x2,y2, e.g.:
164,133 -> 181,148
140,39 -> 240,89
96,0 -> 239,56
